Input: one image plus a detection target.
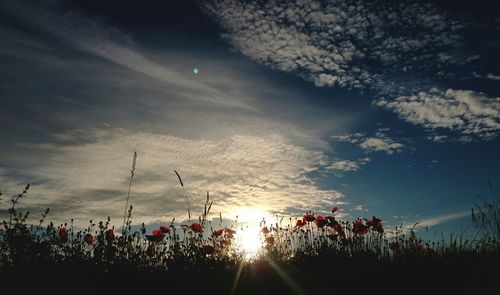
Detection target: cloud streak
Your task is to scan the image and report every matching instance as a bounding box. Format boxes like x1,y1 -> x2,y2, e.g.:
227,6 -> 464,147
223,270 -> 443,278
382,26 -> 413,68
0,127 -> 342,225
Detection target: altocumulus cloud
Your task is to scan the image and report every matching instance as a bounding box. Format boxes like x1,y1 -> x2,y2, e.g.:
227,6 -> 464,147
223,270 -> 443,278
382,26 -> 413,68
0,128 -> 342,225
202,0 -> 471,94
202,0 -> 499,141
376,89 -> 500,141
331,131 -> 405,155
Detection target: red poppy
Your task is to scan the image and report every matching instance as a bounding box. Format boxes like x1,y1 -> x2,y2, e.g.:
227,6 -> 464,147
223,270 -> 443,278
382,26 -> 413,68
190,223 -> 203,233
315,215 -> 327,228
374,222 -> 384,233
225,228 -> 236,234
84,233 -> 94,245
295,219 -> 306,228
213,229 -> 224,237
261,226 -> 270,235
105,229 -> 115,243
147,229 -> 165,243
202,245 -> 216,254
159,225 -> 170,233
332,207 -> 338,213
367,216 -> 383,233
332,223 -> 342,233
389,242 -> 400,250
59,227 -> 68,240
265,236 -> 275,245
414,243 -> 424,250
303,213 -> 315,222
352,220 -> 369,235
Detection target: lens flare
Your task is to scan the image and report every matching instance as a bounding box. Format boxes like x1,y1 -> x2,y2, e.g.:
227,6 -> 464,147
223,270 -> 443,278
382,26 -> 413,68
232,207 -> 272,260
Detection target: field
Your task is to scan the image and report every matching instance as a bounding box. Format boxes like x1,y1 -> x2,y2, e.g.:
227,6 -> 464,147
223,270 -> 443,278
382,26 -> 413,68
1,183 -> 499,294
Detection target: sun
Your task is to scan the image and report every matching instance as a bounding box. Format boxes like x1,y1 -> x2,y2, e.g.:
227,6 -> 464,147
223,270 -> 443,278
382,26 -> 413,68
232,207 -> 273,260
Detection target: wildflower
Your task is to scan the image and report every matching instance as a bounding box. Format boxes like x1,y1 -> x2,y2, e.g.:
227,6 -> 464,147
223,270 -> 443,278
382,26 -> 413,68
303,213 -> 315,222
332,223 -> 342,233
202,245 -> 216,254
265,236 -> 275,245
59,227 -> 68,241
84,233 -> 94,245
332,207 -> 338,213
190,223 -> 203,233
414,243 -> 424,250
213,229 -> 224,237
389,242 -> 400,250
315,215 -> 327,228
261,226 -> 270,235
105,229 -> 115,243
145,229 -> 165,243
159,225 -> 170,233
367,216 -> 383,233
352,220 -> 369,235
214,229 -> 224,237
295,219 -> 306,228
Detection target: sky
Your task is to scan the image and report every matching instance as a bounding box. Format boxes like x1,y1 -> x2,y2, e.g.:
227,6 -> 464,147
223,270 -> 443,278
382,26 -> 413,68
0,0 -> 499,235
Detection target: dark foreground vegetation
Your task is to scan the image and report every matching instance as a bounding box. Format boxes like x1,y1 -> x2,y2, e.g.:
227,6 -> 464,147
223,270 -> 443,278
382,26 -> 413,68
1,183 -> 499,294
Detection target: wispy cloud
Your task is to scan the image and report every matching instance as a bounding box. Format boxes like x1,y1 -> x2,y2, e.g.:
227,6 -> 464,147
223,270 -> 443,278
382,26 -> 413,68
0,127 -> 343,225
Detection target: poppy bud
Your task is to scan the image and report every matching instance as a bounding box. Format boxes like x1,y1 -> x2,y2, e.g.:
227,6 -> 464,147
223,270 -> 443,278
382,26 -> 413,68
84,233 -> 94,245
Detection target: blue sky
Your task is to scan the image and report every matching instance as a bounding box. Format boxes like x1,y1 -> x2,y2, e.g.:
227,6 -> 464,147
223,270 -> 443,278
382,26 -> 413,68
0,0 -> 499,234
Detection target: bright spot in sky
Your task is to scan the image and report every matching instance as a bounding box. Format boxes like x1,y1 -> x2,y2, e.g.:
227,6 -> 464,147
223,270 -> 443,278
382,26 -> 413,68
193,68 -> 199,74
233,207 -> 273,260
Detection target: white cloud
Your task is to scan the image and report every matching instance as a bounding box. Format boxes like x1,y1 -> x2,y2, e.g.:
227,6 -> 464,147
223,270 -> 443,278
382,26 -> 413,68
0,127 -> 342,226
359,137 -> 404,154
332,132 -> 405,154
376,89 -> 500,140
327,157 -> 370,172
202,0 -> 472,96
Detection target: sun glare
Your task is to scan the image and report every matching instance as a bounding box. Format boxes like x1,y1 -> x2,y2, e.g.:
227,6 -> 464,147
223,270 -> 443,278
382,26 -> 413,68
232,208 -> 273,260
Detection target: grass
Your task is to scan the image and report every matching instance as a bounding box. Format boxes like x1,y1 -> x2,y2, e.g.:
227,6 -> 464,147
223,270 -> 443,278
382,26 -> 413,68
0,161 -> 499,294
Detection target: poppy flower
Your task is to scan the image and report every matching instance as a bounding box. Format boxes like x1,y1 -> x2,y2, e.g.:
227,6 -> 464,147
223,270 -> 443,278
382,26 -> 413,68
146,229 -> 165,243
332,223 -> 342,233
224,227 -> 236,235
389,242 -> 400,250
202,245 -> 216,254
295,219 -> 306,228
315,215 -> 327,228
105,229 -> 115,243
159,225 -> 170,233
265,236 -> 275,245
84,233 -> 94,245
59,227 -> 68,240
190,223 -> 203,233
352,220 -> 369,235
414,243 -> 424,250
303,213 -> 315,222
261,226 -> 270,235
332,207 -> 338,213
213,229 -> 224,237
